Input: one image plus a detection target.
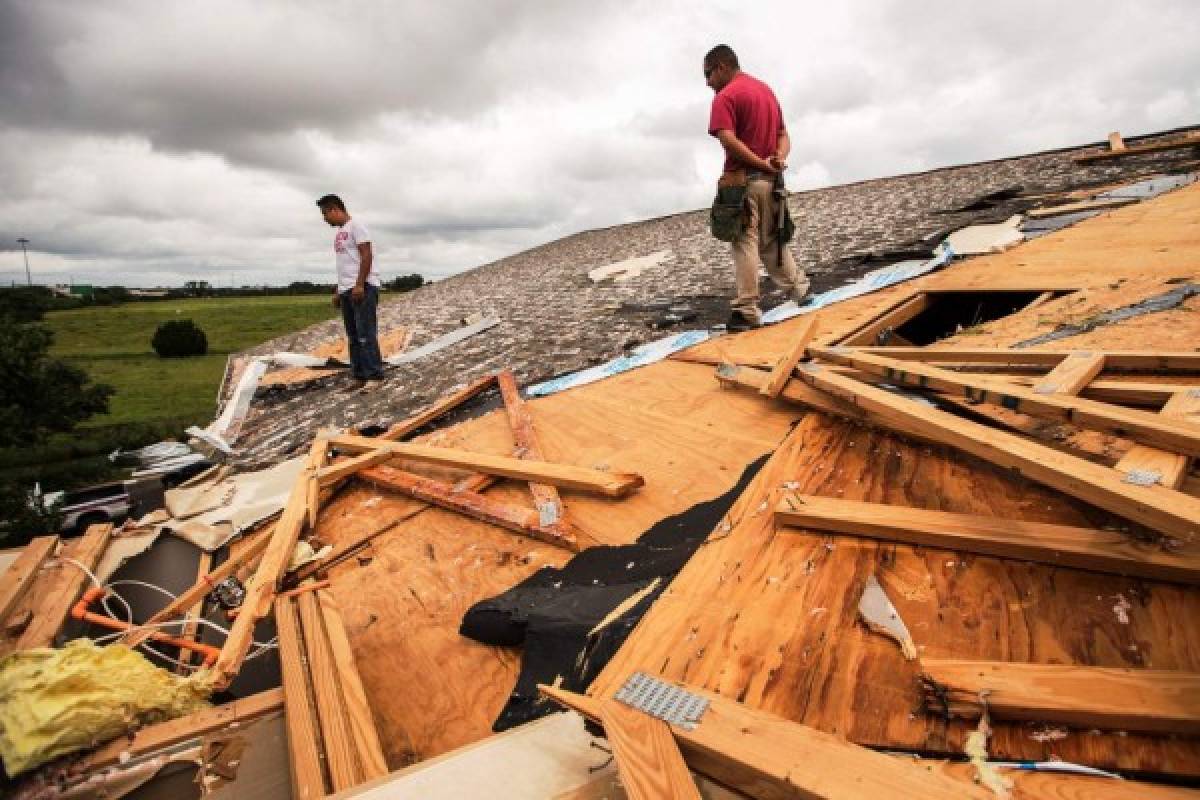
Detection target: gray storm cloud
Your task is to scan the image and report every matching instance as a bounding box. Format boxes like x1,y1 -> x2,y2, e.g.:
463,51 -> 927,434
0,0 -> 1196,286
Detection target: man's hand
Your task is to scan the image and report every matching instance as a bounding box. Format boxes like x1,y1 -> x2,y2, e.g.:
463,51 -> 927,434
332,292 -> 341,309
768,154 -> 788,172
351,283 -> 366,304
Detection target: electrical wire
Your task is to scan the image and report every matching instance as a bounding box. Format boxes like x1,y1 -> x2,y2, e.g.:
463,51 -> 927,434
55,556 -> 279,672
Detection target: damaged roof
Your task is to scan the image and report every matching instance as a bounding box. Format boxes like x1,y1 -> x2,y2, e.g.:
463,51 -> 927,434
227,126 -> 1200,468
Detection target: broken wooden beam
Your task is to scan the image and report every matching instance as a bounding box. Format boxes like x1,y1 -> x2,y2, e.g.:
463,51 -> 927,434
601,698 -> 700,800
776,494 -> 1200,585
1115,388 -> 1200,489
289,472 -> 498,584
498,369 -> 570,532
363,465 -> 579,551
18,523 -> 112,650
79,687 -> 284,772
772,363 -> 1200,543
211,437 -> 328,690
812,347 -> 1200,457
297,591 -> 360,792
1075,130 -> 1200,163
1030,350 -> 1106,395
850,347 -> 1200,372
920,660 -> 1200,736
325,433 -> 644,498
761,314 -> 820,398
541,680 -> 990,800
379,372 -> 498,441
0,535 -> 58,627
716,362 -> 864,421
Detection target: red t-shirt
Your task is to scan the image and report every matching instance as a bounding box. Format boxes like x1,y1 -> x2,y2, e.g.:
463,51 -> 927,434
708,72 -> 785,172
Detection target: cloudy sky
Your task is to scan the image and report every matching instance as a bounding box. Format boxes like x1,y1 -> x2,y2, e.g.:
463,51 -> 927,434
0,1 -> 1196,287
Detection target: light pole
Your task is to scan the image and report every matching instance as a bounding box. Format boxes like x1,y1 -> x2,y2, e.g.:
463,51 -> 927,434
16,238 -> 31,286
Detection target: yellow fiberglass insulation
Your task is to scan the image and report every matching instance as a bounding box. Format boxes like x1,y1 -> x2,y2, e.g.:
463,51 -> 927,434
0,639 -> 211,775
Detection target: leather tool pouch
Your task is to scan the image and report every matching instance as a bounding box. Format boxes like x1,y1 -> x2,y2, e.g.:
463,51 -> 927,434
710,170 -> 747,242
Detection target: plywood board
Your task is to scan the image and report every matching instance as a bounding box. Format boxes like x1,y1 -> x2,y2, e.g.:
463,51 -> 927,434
591,412 -> 1200,777
320,359 -> 802,767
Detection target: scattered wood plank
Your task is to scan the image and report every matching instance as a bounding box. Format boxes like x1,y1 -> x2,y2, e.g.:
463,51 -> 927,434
297,591 -> 360,792
0,535 -> 58,627
17,523 -> 112,650
1031,351 -> 1106,395
761,314 -> 820,398
852,347 -> 1200,372
379,372 -> 498,441
778,363 -> 1200,543
326,434 -> 644,498
1026,197 -> 1139,218
316,590 -> 388,782
716,362 -> 864,421
839,292 -> 928,347
1108,131 -> 1126,152
776,494 -> 1200,585
289,472 -> 498,583
363,465 -> 579,551
920,660 -> 1200,735
812,347 -> 1200,457
1115,388 -> 1200,488
541,682 -> 990,800
601,699 -> 700,800
80,687 -> 284,772
124,525 -> 272,649
498,369 -> 569,532
1076,131 -> 1200,163
212,437 -> 328,690
275,596 -> 327,799
1002,376 -> 1189,408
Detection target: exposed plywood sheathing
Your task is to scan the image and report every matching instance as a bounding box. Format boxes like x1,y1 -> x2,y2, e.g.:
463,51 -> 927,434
587,182 -> 1200,778
318,360 -> 801,765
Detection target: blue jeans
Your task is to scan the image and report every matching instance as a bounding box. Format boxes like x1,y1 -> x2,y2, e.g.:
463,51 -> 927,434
339,284 -> 384,380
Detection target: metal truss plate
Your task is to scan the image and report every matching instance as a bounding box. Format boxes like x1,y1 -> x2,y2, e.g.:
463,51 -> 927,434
1123,468 -> 1162,486
613,672 -> 710,730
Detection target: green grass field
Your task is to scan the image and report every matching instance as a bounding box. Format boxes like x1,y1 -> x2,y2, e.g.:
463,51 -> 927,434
46,295 -> 339,431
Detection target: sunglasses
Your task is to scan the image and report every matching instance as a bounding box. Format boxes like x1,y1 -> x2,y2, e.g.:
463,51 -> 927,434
704,64 -> 717,79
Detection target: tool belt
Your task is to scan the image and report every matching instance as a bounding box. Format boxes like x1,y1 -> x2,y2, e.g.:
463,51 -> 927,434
709,169 -> 796,244
709,169 -> 747,242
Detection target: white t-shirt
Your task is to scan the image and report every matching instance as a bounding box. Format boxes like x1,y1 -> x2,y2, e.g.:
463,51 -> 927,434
334,218 -> 380,292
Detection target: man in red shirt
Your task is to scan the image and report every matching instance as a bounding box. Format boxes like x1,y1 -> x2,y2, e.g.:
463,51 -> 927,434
705,44 -> 808,330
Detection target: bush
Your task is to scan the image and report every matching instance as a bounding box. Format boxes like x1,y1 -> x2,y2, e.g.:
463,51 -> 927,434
152,319 -> 208,357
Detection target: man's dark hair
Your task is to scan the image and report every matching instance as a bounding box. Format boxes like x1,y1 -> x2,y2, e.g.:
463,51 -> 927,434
316,194 -> 346,212
704,45 -> 739,70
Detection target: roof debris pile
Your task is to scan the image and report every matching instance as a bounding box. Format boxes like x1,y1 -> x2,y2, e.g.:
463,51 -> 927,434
2,127 -> 1200,798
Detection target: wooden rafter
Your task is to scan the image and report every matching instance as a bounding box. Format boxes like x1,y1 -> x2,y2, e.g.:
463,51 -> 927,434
920,660 -> 1200,735
776,494 -> 1200,585
325,434 -> 644,498
541,681 -> 990,800
497,369 -> 570,533
760,314 -> 819,398
812,347 -> 1200,457
746,363 -> 1200,542
18,523 -> 112,650
0,535 -> 58,626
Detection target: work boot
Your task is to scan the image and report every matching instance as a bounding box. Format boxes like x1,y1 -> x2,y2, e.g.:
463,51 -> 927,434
725,310 -> 761,332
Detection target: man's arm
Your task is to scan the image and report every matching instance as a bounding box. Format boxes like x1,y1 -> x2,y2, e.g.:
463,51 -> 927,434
715,129 -> 776,173
351,242 -> 373,302
772,128 -> 791,169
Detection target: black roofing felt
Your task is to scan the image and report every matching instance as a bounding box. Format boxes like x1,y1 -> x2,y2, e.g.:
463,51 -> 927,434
227,127 -> 1199,468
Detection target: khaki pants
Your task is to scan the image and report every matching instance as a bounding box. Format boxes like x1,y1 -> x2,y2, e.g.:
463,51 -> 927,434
731,178 -> 809,324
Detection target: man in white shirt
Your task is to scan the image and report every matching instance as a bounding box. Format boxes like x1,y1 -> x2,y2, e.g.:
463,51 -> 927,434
317,194 -> 384,388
